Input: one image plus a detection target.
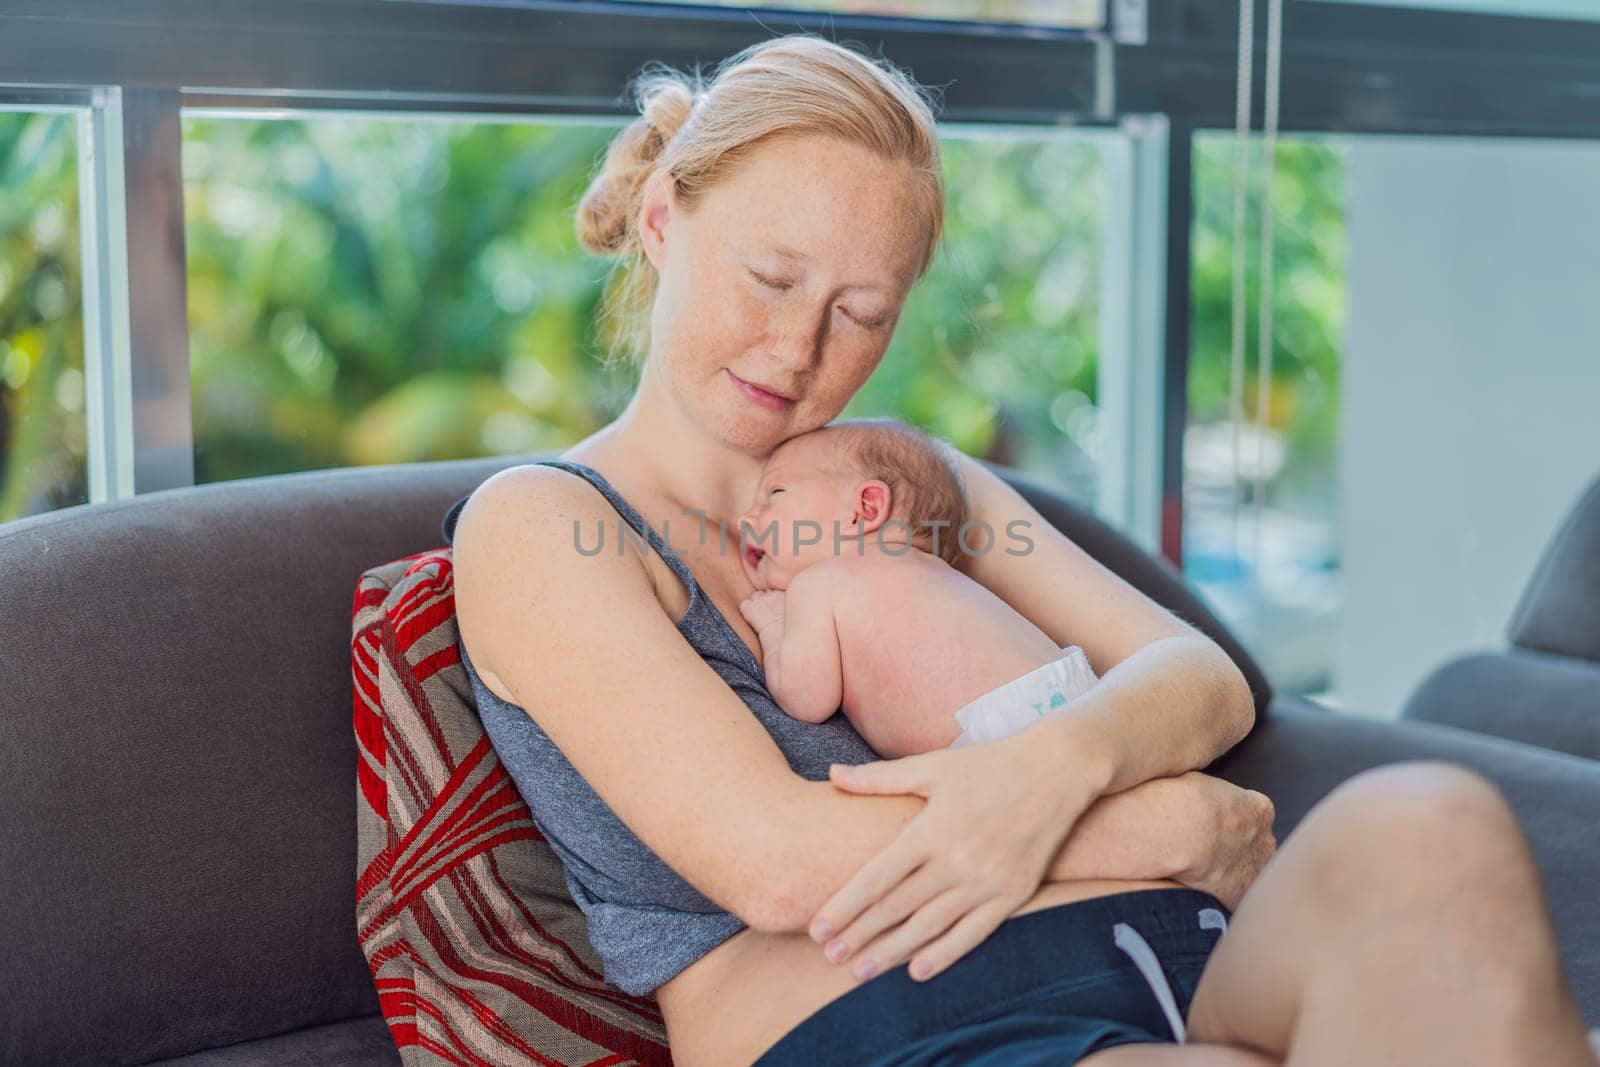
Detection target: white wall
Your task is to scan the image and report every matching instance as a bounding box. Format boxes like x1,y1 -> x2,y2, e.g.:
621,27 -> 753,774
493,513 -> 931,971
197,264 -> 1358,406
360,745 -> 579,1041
1336,135 -> 1600,716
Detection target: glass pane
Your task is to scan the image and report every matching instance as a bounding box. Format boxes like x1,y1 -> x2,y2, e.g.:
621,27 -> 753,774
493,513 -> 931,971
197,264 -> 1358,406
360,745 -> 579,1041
182,116 -> 626,483
1333,133 -> 1600,717
601,0 -> 1104,30
1187,129 -> 1600,717
1187,133 -> 1347,704
848,128 -> 1104,505
183,114 -> 1106,506
0,110 -> 86,523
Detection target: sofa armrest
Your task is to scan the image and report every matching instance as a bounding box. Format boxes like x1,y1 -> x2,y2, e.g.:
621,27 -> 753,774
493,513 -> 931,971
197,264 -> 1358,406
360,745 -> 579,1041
1210,695 -> 1600,1025
1400,649 -> 1600,761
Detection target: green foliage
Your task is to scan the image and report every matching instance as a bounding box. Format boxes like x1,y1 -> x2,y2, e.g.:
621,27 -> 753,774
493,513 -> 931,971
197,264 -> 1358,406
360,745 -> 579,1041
1,111 -> 1347,530
0,111 -> 85,521
1190,134 -> 1347,513
182,117 -> 626,480
180,116 -> 1109,493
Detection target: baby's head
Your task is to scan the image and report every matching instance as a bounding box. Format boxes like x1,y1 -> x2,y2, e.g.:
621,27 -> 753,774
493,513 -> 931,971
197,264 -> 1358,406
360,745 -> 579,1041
738,417 -> 968,590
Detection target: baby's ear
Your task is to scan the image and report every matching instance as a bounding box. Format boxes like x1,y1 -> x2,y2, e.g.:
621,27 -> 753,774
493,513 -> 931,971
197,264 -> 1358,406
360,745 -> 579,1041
853,479 -> 893,532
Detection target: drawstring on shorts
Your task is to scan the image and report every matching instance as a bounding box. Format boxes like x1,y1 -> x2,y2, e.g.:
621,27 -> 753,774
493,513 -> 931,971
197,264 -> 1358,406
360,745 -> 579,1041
1112,906 -> 1230,1044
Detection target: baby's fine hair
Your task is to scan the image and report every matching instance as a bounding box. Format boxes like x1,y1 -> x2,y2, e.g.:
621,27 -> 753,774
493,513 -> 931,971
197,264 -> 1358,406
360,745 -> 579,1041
817,417 -> 969,566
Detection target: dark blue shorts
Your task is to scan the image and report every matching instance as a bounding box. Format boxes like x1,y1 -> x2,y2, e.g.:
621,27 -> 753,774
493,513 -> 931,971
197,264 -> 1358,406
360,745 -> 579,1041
752,886 -> 1230,1066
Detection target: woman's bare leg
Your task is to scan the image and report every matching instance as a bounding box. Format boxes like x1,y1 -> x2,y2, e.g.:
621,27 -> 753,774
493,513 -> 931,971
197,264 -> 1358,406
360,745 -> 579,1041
1086,759 -> 1593,1066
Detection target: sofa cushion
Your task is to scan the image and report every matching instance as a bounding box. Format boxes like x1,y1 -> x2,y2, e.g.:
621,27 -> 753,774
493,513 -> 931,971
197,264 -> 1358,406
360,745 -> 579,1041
1508,470 -> 1600,664
1400,649 -> 1600,761
146,1015 -> 400,1066
993,461 -> 1273,719
353,549 -> 672,1066
0,478 -> 403,1066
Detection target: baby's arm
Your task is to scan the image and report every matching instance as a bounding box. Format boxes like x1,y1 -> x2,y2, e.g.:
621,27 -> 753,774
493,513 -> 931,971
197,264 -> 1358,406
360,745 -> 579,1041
739,568 -> 843,723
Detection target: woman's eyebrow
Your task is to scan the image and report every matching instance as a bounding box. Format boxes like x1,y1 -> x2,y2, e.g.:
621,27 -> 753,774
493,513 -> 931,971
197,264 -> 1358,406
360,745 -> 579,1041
767,243 -> 895,294
770,243 -> 811,263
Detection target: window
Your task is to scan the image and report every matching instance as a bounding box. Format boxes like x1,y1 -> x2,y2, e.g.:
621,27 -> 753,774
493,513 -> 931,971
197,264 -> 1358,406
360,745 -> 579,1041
182,115 -> 625,482
1186,129 -> 1600,715
1185,133 -> 1346,702
0,109 -> 85,523
184,114 -> 1110,506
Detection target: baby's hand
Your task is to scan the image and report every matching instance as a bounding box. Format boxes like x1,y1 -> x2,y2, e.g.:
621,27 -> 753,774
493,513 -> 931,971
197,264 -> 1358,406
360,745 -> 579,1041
739,589 -> 786,631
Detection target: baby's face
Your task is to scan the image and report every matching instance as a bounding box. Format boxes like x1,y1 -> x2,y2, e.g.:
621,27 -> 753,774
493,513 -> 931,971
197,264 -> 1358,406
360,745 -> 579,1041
738,434 -> 858,590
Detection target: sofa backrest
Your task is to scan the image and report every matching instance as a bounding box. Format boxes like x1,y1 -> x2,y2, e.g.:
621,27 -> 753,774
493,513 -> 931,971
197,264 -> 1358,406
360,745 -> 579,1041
0,455 -> 517,1065
984,461 -> 1270,714
1402,467 -> 1600,759
0,451 -> 1264,1065
1508,468 -> 1600,665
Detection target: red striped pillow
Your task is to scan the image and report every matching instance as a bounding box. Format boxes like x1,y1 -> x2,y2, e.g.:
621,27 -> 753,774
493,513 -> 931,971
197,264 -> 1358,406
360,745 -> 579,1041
352,547 -> 674,1066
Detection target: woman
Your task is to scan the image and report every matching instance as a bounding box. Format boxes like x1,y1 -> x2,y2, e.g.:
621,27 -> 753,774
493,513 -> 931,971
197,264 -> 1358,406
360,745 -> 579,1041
447,34 -> 1596,1066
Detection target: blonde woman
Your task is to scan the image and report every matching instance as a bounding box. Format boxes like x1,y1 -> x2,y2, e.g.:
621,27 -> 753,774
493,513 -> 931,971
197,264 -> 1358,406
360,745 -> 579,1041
446,34 -> 1595,1067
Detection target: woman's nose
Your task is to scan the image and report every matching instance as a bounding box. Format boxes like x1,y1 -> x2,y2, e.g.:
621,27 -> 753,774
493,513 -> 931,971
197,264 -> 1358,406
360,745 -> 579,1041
767,308 -> 824,373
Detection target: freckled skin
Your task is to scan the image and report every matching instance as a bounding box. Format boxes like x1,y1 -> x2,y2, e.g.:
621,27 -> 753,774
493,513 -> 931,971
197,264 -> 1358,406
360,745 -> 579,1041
540,132 -> 1186,1067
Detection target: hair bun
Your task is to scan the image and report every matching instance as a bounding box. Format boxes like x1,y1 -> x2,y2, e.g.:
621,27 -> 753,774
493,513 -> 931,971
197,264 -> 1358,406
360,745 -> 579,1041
574,70 -> 698,257
638,72 -> 698,149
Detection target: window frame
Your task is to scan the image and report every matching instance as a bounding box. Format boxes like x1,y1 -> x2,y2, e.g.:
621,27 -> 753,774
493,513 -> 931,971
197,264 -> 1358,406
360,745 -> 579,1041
2,0 -> 1598,562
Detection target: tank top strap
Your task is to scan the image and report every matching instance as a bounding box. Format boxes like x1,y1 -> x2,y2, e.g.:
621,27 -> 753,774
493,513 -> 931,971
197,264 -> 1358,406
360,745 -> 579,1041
439,457 -> 751,672
527,458 -> 707,602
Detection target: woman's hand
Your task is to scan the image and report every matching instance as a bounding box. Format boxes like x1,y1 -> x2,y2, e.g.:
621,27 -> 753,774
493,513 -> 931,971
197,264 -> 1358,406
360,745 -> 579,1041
805,732 -> 1103,984
1165,771 -> 1277,910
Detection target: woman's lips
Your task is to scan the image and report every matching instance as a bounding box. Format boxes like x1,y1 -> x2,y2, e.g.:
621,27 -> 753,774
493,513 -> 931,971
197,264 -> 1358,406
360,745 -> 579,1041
727,369 -> 795,411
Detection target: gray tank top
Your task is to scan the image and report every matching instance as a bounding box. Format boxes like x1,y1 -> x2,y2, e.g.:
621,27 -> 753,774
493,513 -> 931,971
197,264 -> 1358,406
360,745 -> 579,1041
440,458 -> 881,996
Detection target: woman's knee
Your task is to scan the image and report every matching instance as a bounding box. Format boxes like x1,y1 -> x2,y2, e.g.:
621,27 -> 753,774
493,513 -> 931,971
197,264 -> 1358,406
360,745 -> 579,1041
1330,760 -> 1512,826
1297,760 -> 1537,904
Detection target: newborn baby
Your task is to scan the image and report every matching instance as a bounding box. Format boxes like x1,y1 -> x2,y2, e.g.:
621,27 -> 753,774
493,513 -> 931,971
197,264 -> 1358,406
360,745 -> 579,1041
736,416 -> 1100,758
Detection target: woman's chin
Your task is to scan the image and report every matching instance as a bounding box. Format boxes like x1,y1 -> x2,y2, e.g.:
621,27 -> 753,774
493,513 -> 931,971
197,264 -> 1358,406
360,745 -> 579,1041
716,414 -> 793,457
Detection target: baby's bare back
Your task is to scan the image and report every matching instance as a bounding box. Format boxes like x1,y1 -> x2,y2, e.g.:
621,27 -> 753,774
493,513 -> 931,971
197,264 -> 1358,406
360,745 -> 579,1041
822,552 -> 1066,757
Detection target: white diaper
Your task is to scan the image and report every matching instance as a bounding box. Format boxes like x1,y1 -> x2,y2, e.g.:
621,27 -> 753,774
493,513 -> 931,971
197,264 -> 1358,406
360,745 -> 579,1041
947,646 -> 1099,748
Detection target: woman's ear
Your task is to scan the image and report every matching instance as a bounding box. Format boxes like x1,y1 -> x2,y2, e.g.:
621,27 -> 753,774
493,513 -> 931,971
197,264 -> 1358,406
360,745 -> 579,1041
638,171 -> 673,270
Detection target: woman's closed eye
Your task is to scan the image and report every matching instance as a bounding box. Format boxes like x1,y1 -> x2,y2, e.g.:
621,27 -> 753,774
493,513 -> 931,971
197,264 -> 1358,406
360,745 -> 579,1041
748,268 -> 884,329
748,268 -> 793,291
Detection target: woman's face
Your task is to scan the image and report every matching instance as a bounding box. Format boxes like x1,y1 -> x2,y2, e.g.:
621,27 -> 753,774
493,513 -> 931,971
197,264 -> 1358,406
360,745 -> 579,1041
637,131 -> 930,457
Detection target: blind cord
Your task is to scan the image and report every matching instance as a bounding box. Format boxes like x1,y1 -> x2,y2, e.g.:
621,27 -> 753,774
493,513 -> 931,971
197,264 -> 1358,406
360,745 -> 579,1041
1254,0 -> 1284,568
1228,0 -> 1256,564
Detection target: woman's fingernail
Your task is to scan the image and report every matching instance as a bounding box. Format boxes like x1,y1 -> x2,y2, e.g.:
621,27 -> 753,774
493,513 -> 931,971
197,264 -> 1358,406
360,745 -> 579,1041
825,940 -> 848,964
811,921 -> 832,942
852,958 -> 877,981
910,959 -> 931,980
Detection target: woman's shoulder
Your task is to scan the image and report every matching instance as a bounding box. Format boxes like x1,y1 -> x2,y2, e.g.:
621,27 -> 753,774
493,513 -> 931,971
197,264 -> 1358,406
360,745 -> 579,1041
450,462 -> 657,680
455,461 -> 618,555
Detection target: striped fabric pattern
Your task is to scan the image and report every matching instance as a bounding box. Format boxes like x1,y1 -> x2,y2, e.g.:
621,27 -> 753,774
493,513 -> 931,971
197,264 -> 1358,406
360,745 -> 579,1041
352,547 -> 674,1066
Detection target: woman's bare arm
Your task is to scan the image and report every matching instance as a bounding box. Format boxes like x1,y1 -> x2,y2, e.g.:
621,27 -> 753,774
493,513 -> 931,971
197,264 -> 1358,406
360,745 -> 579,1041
1044,771 -> 1276,910
951,453 -> 1256,794
454,465 -> 937,931
454,465 -> 1265,940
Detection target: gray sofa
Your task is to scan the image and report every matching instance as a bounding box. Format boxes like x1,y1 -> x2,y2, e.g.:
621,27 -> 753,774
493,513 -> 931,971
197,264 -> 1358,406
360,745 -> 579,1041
3,452 -> 1597,1066
1401,472 -> 1600,761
